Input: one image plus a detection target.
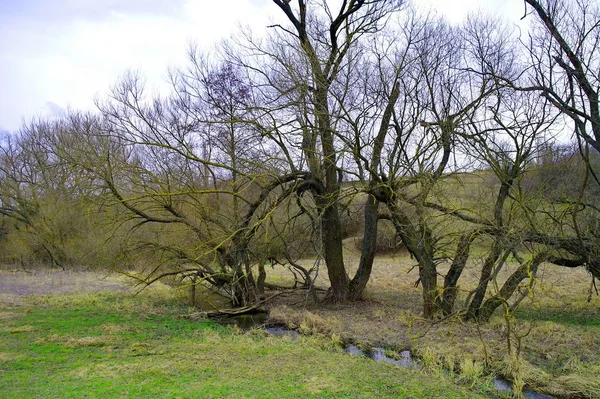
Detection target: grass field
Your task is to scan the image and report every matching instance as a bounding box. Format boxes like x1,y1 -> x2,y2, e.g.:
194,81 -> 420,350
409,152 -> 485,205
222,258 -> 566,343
0,269 -> 492,399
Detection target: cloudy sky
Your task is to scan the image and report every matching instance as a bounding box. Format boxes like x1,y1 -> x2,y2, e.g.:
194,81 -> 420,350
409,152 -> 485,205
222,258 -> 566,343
0,0 -> 526,133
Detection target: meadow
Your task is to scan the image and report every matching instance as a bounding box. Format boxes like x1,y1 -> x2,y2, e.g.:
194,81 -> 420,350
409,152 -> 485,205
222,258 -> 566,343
2,247 -> 598,398
0,268 -> 490,399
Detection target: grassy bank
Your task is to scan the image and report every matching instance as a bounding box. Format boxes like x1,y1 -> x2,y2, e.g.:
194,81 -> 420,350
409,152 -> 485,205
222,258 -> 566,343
0,273 -> 490,399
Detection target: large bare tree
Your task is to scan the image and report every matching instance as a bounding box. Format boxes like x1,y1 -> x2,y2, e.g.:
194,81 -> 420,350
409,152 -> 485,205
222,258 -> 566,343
523,0 -> 600,154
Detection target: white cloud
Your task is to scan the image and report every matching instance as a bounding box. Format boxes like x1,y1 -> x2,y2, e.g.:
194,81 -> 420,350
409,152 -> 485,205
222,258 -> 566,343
0,0 -> 529,132
0,0 -> 273,132
415,0 -> 526,24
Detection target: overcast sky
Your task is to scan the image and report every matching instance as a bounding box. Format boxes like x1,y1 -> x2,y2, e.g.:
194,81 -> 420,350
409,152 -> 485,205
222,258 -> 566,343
0,0 -> 526,133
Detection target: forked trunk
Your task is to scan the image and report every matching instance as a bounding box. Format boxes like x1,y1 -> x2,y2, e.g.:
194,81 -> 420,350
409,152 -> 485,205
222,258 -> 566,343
476,254 -> 544,322
441,233 -> 473,315
465,243 -> 502,320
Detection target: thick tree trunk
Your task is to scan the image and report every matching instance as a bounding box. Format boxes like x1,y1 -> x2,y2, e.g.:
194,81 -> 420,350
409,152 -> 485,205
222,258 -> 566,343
441,233 -> 473,315
320,200 -> 349,301
256,262 -> 266,297
420,259 -> 438,317
415,217 -> 439,317
349,195 -> 378,300
228,246 -> 260,307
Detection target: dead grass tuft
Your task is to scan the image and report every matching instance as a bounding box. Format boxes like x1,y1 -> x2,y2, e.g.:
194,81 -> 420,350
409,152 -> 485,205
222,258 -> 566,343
269,305 -> 341,335
64,336 -> 111,348
125,341 -> 164,356
0,352 -> 22,362
549,374 -> 600,398
0,311 -> 22,320
4,325 -> 34,333
304,375 -> 342,395
496,355 -> 551,386
101,323 -> 134,334
458,357 -> 485,387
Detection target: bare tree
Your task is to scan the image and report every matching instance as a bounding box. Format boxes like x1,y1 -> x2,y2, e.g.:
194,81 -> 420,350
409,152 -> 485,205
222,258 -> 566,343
224,0 -> 406,301
0,119 -> 105,269
522,0 -> 600,154
372,14 -> 505,317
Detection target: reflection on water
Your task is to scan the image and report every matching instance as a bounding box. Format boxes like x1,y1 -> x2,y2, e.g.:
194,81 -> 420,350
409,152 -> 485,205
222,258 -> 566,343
345,345 -> 417,369
345,344 -> 364,356
265,326 -> 299,339
214,313 -> 268,329
492,378 -> 556,399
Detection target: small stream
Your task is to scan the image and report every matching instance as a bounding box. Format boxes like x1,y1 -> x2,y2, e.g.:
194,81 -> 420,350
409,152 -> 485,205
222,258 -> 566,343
212,313 -> 268,329
214,314 -> 556,399
345,344 -> 417,369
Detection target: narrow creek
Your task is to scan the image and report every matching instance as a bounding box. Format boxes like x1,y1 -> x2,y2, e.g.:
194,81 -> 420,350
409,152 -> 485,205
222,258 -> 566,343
214,313 -> 556,399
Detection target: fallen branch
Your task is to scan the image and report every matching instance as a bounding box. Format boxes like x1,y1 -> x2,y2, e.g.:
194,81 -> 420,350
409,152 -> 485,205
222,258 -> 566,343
204,292 -> 284,317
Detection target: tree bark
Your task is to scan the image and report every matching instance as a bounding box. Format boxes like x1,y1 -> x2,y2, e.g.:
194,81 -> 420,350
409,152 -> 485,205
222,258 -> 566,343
466,242 -> 502,320
349,194 -> 378,300
477,253 -> 545,322
319,197 -> 349,301
441,232 -> 474,315
388,200 -> 439,317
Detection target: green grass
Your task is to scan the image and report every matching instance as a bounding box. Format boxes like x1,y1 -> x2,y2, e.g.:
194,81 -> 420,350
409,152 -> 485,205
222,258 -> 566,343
514,305 -> 600,327
0,291 -> 491,399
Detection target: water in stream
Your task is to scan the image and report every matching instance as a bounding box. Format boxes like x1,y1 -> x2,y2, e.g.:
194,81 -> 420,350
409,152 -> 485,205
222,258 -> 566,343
213,313 -> 268,329
345,344 -> 417,369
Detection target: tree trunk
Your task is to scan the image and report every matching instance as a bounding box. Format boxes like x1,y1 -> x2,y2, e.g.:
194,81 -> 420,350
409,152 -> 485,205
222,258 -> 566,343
466,243 -> 502,320
256,262 -> 266,297
320,199 -> 349,301
348,82 -> 399,300
349,195 -> 379,300
420,255 -> 439,318
441,233 -> 473,315
229,247 -> 259,307
476,254 -> 544,322
388,201 -> 439,317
